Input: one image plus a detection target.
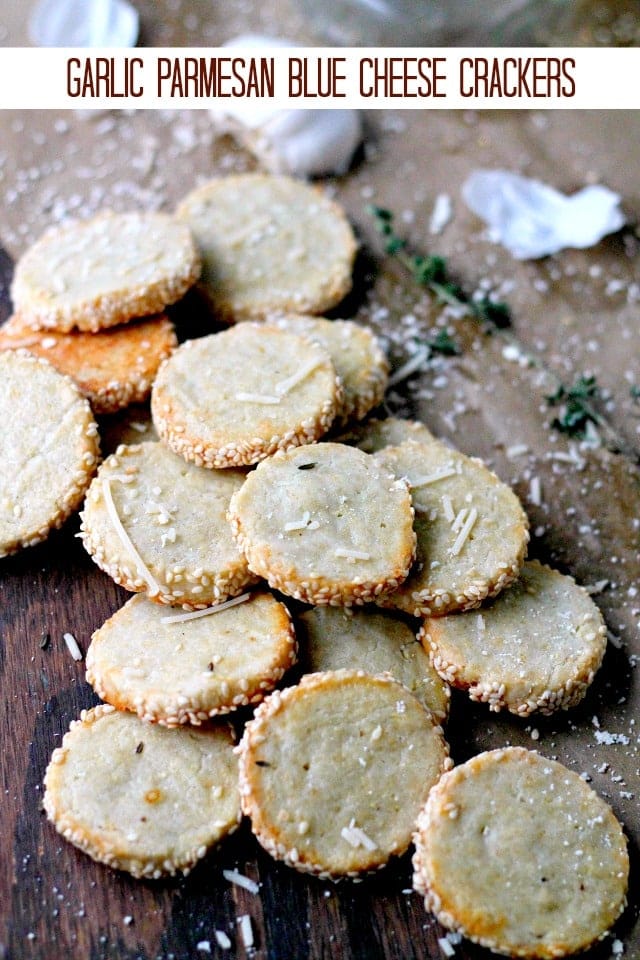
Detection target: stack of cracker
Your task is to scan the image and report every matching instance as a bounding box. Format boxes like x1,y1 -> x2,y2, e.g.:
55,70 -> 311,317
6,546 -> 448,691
26,174 -> 627,956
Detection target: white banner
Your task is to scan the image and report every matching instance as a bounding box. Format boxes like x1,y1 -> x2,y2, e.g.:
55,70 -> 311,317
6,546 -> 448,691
0,47 -> 637,110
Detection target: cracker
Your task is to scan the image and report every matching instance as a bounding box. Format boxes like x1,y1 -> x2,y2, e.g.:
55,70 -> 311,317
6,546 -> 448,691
228,442 -> 416,606
11,211 -> 201,332
0,350 -> 99,558
238,670 -> 451,879
336,416 -> 438,453
175,174 -> 356,322
374,440 -> 529,616
419,560 -> 607,716
43,705 -> 240,878
0,314 -> 177,414
412,747 -> 629,958
271,315 -> 389,425
80,441 -> 255,608
298,606 -> 449,723
151,324 -> 340,469
86,590 -> 297,725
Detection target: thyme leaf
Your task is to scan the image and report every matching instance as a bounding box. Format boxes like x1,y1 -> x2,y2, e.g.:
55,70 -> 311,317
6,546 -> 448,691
367,205 -> 511,331
547,375 -> 604,438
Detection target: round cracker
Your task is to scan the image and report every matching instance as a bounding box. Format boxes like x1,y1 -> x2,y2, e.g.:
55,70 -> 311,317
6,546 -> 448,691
86,590 -> 297,725
374,440 -> 529,617
239,670 -> 451,878
419,560 -> 607,716
298,605 -> 449,723
412,747 -> 629,958
175,174 -> 356,322
271,315 -> 389,425
80,441 -> 255,608
43,705 -> 240,879
336,416 -> 438,453
11,211 -> 201,332
228,442 -> 416,606
151,325 -> 341,469
0,314 -> 177,414
0,350 -> 99,558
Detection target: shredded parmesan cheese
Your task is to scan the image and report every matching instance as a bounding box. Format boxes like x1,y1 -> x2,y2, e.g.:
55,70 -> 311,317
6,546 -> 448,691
215,930 -> 232,950
63,632 -> 83,661
235,392 -> 281,404
274,357 -> 322,396
237,915 -> 254,949
506,444 -> 529,459
222,869 -> 260,894
387,346 -> 429,387
411,467 -> 457,488
451,507 -> 468,532
529,475 -> 542,507
340,819 -> 378,851
450,507 -> 478,556
102,478 -> 161,597
160,593 -> 251,624
284,511 -> 311,532
442,494 -> 455,523
335,548 -> 371,561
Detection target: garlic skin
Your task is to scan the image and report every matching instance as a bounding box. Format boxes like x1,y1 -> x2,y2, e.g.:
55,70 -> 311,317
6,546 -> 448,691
29,0 -> 139,47
212,35 -> 363,178
462,169 -> 626,260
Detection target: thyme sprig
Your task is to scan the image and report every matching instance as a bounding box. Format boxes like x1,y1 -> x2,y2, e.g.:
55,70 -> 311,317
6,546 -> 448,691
368,202 -> 633,455
367,205 -> 511,331
547,375 -> 605,439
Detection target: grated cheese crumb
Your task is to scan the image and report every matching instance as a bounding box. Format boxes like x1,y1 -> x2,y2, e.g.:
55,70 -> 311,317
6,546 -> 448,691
63,632 -> 83,662
529,475 -> 542,507
237,915 -> 254,949
222,869 -> 260,894
438,937 -> 456,957
506,444 -> 529,459
215,930 -> 232,950
340,820 -> 378,851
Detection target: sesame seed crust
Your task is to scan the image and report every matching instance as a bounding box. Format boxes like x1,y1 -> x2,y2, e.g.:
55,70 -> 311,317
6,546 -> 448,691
0,350 -> 99,558
151,325 -> 341,469
298,605 -> 449,723
419,560 -> 607,717
334,416 -> 438,454
11,212 -> 200,333
175,174 -> 356,323
43,706 -> 241,879
238,670 -> 451,879
228,442 -> 417,606
86,591 -> 297,726
80,441 -> 255,609
412,747 -> 629,958
0,314 -> 177,414
374,440 -> 529,617
270,315 -> 389,426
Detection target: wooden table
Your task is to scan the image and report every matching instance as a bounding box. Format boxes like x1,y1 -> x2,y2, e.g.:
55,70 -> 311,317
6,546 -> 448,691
1,9 -> 640,958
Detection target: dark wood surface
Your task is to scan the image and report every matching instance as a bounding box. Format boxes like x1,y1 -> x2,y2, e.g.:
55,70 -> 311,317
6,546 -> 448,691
2,109 -> 640,960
